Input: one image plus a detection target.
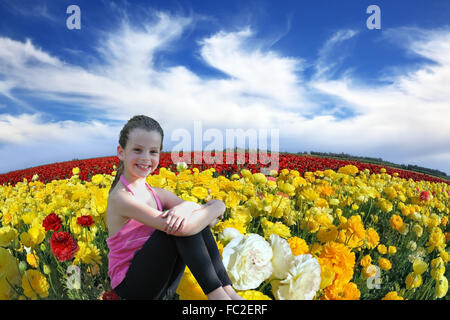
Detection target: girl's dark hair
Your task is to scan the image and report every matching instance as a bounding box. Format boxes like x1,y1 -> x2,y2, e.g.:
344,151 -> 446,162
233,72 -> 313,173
109,115 -> 164,195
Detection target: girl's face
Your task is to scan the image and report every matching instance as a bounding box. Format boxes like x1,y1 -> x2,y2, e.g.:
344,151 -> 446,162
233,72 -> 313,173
117,128 -> 161,179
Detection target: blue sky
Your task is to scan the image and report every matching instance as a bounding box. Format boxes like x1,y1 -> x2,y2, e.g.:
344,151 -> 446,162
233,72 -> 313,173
1,0 -> 450,175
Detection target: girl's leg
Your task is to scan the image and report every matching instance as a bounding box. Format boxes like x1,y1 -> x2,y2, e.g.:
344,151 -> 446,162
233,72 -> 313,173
114,229 -> 230,300
200,227 -> 244,300
200,227 -> 233,287
173,229 -> 226,296
114,230 -> 184,300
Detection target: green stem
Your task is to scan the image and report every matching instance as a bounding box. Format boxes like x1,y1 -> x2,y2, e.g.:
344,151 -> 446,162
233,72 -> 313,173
419,278 -> 435,300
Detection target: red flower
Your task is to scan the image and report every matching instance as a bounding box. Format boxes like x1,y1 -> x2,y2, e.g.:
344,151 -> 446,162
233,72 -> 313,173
420,190 -> 430,201
77,215 -> 94,227
42,213 -> 62,232
50,231 -> 79,262
102,290 -> 120,300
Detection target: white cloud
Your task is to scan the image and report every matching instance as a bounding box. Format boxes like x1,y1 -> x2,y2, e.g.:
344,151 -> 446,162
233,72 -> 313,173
313,29 -> 359,80
306,27 -> 450,174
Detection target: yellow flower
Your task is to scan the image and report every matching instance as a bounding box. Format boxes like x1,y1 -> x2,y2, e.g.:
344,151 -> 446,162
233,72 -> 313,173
377,244 -> 387,255
240,169 -> 252,179
261,218 -> 291,239
412,224 -> 423,238
365,228 -> 380,249
278,181 -> 296,196
91,174 -> 104,185
382,291 -> 404,300
360,255 -> 372,268
337,165 -> 359,176
309,243 -> 323,257
318,258 -> 335,290
73,242 -> 102,266
230,173 -> 240,180
413,259 -> 428,275
377,199 -> 393,213
435,275 -> 448,299
0,247 -> 21,296
213,218 -> 246,235
20,224 -> 45,248
389,214 -> 403,231
301,188 -> 319,202
388,246 -> 397,255
253,173 -> 267,185
176,267 -> 207,300
384,186 -> 397,200
216,241 -> 224,258
229,205 -> 252,226
362,265 -> 377,279
317,226 -> 339,243
426,227 -> 445,253
339,215 -> 365,248
405,272 -> 422,289
378,258 -> 392,271
72,167 -> 80,175
26,253 -> 40,268
440,250 -> 450,263
190,186 -> 208,200
22,269 -> 49,299
430,257 -> 445,280
0,226 -> 18,247
237,290 -> 272,300
287,236 -> 309,256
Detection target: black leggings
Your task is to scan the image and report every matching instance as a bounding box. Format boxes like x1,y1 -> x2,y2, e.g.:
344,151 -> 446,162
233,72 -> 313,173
114,226 -> 233,300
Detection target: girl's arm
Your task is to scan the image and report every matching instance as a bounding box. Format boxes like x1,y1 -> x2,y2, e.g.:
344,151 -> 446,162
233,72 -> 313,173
179,200 -> 226,236
110,195 -> 223,237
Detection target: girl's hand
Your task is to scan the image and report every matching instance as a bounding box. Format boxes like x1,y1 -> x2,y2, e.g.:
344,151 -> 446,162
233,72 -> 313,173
209,213 -> 224,227
161,201 -> 202,234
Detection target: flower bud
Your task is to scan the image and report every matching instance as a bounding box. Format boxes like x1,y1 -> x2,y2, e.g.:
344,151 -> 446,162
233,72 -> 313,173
18,261 -> 27,272
176,162 -> 188,172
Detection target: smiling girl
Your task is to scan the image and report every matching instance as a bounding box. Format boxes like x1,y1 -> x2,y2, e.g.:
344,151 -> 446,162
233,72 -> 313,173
106,115 -> 244,300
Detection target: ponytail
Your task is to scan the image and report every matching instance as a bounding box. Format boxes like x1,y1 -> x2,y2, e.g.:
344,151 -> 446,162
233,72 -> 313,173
109,160 -> 124,195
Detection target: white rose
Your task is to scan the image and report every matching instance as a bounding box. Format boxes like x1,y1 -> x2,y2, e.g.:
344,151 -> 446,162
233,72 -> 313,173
269,234 -> 294,280
272,254 -> 321,300
218,227 -> 243,246
222,233 -> 273,290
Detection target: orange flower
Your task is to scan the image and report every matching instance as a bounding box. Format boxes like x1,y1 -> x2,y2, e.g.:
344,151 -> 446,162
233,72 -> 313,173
378,257 -> 392,271
319,241 -> 355,287
322,282 -> 360,300
382,291 -> 404,300
390,214 -> 403,231
360,254 -> 372,267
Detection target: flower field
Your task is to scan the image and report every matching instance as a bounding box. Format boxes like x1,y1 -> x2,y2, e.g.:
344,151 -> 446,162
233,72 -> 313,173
0,153 -> 449,300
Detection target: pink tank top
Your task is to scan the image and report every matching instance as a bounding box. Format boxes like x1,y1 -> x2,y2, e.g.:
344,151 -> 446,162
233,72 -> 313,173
106,175 -> 163,289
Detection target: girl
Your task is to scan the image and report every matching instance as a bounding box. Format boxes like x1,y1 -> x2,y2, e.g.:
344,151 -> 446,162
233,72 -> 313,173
106,115 -> 244,300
